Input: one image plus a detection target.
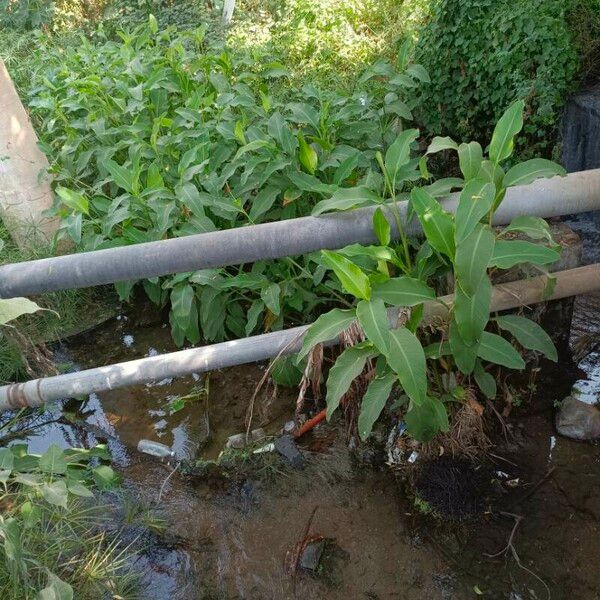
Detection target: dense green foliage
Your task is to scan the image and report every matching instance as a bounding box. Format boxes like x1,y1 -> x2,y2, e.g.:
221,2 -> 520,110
414,0 -> 579,158
229,0 -> 428,87
29,19 -> 428,345
568,0 -> 600,84
301,101 -> 563,441
0,442 -> 135,598
0,0 -> 108,31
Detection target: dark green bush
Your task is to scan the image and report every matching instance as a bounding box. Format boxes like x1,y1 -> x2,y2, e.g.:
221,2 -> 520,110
413,0 -> 579,159
568,0 -> 600,84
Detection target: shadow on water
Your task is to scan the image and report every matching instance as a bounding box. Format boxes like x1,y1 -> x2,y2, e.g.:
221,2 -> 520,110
14,216 -> 600,600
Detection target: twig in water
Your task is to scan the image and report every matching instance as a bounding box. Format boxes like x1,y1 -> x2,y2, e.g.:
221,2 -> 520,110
158,462 -> 179,503
245,330 -> 304,441
485,511 -> 550,600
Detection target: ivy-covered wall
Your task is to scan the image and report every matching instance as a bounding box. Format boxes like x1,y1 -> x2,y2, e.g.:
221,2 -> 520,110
414,0 -> 580,158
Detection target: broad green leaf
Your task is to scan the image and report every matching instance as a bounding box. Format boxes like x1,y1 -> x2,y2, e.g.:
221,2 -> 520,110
373,207 -> 391,246
424,177 -> 464,197
41,481 -> 68,508
477,159 -> 504,187
148,13 -> 158,33
67,480 -> 94,498
267,112 -> 296,154
387,327 -> 427,404
92,465 -> 121,490
489,100 -> 525,164
287,102 -> 320,130
357,298 -> 390,355
454,275 -> 492,345
233,139 -> 271,160
406,63 -> 430,82
261,282 -> 281,316
298,132 -> 318,174
333,153 -> 359,186
271,355 -> 303,387
455,179 -> 495,242
458,142 -> 483,181
36,571 -> 73,600
312,187 -> 380,216
405,396 -> 448,441
0,448 -> 13,483
477,332 -> 525,369
14,473 -> 42,486
410,187 -> 455,259
286,171 -> 336,194
178,182 -> 208,218
385,129 -> 419,186
490,240 -> 560,269
39,445 -> 67,475
371,276 -> 436,306
454,224 -> 495,295
249,186 -> 280,221
170,284 -> 195,330
245,299 -> 264,336
474,359 -> 497,399
501,216 -> 553,242
495,315 -> 557,361
322,250 -> 371,300
297,308 -> 356,361
424,341 -> 451,359
449,319 -> 478,374
102,158 -> 136,194
358,370 -> 396,440
56,186 -> 89,215
0,298 -> 43,325
0,448 -> 14,471
426,136 -> 458,154
326,345 -> 373,419
503,159 -> 566,188
337,244 -> 401,267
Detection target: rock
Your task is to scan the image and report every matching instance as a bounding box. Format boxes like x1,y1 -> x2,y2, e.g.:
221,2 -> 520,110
299,539 -> 326,571
225,433 -> 246,449
274,434 -> 305,468
225,428 -> 267,450
250,428 -> 266,442
556,395 -> 600,440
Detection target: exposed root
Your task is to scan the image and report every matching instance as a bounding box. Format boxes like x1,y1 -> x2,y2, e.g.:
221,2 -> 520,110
420,396 -> 491,461
296,343 -> 323,417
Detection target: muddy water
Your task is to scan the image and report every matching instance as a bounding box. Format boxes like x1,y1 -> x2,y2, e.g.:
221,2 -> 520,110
18,216 -> 600,600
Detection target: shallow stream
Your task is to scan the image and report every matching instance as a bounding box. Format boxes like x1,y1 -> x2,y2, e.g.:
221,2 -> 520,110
14,215 -> 600,600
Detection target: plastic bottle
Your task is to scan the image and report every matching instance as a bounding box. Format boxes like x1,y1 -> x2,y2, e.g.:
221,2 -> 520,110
137,439 -> 174,458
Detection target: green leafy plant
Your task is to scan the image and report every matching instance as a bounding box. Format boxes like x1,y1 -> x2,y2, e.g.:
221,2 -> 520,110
299,100 -> 564,441
413,0 -> 579,159
0,443 -> 130,598
29,16 -> 428,346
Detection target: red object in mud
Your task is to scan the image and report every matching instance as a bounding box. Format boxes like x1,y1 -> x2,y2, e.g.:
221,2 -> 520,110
294,409 -> 327,439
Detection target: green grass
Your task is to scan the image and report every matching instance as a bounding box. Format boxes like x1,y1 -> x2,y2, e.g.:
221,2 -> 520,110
228,0 -> 429,90
0,223 -> 117,383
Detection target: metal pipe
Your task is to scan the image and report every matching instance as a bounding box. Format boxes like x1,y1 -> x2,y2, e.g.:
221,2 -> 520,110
1,263 -> 598,413
1,170 -> 599,299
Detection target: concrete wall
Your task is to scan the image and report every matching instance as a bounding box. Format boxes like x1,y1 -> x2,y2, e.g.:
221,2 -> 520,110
0,59 -> 59,249
562,87 -> 600,226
